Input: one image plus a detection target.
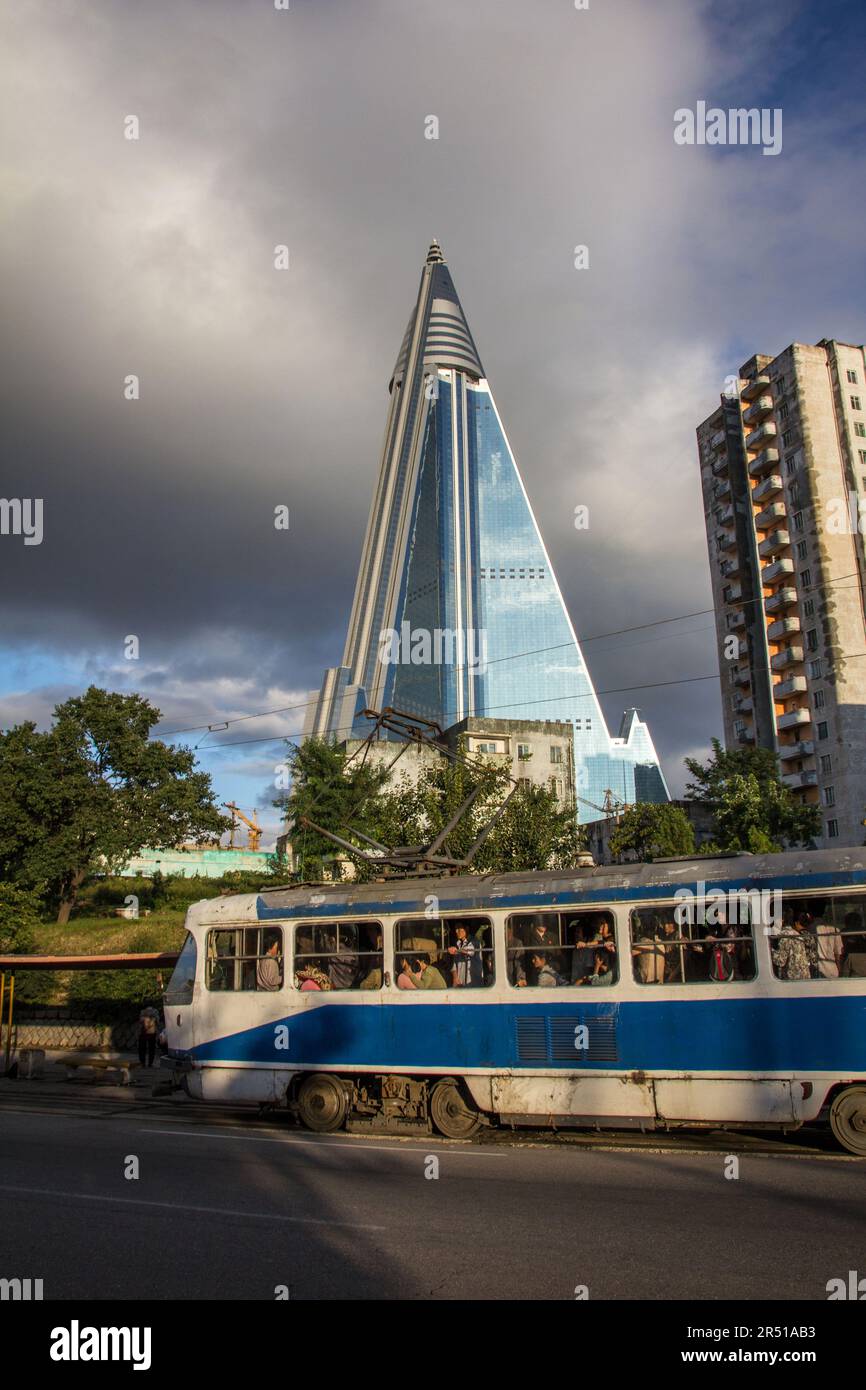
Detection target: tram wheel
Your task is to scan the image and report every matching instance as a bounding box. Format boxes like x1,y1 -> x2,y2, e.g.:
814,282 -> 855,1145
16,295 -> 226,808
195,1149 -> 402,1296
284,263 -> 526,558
297,1073 -> 349,1133
430,1080 -> 481,1140
829,1086 -> 866,1157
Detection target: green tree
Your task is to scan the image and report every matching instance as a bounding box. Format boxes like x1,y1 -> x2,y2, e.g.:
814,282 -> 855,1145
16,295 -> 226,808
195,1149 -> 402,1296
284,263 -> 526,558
0,883 -> 42,955
276,737 -> 392,881
608,802 -> 696,863
0,687 -> 229,923
684,739 -> 819,852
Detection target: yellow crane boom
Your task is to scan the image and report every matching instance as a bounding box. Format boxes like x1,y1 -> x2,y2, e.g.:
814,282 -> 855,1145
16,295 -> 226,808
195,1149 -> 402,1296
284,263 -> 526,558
222,802 -> 263,852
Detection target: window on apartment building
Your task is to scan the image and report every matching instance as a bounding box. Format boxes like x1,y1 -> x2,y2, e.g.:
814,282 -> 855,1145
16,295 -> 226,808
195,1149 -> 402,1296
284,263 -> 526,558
855,422 -> 866,438
810,660 -> 823,680
823,786 -> 836,808
818,721 -> 829,741
726,611 -> 738,630
859,450 -> 866,466
820,754 -> 832,775
782,430 -> 794,448
814,689 -> 826,709
806,628 -> 818,652
803,598 -> 815,617
517,743 -> 532,760
776,376 -> 785,393
550,746 -> 563,765
549,777 -> 562,799
778,402 -> 789,421
796,540 -> 808,560
785,455 -> 797,475
793,510 -> 804,532
801,568 -> 812,588
847,369 -> 858,384
733,719 -> 746,739
475,742 -> 500,755
517,777 -> 532,790
851,396 -> 862,411
722,584 -> 732,602
827,819 -> 839,839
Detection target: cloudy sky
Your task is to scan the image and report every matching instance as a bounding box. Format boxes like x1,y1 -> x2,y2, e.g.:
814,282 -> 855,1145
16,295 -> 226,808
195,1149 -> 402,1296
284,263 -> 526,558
2,0 -> 864,845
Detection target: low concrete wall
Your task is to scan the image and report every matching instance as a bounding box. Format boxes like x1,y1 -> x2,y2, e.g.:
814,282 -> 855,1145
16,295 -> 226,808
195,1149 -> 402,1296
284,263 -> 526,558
11,1007 -> 142,1051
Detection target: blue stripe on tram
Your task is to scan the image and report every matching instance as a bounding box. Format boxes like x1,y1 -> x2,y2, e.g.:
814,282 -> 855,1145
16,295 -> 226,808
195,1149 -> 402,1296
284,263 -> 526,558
191,997 -> 866,1072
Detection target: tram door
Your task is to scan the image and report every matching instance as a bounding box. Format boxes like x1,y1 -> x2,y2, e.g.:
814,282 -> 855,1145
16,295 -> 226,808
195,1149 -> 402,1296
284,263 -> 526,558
163,930 -> 198,1054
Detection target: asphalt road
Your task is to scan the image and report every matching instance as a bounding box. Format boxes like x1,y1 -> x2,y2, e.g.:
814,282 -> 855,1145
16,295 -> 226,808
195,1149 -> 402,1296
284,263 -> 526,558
1,1083 -> 863,1300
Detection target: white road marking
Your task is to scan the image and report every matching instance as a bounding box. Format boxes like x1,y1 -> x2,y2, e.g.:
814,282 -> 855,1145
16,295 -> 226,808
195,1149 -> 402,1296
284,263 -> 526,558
0,1182 -> 385,1230
144,1126 -> 508,1157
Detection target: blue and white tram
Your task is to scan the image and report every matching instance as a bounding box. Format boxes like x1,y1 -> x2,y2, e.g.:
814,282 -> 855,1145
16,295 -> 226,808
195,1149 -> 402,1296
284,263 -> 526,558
163,847 -> 866,1154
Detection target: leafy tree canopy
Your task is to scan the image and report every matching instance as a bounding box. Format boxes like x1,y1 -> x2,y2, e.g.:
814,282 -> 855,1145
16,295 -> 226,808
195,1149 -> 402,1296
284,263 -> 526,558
608,802 -> 696,863
684,738 -> 819,853
0,687 -> 229,922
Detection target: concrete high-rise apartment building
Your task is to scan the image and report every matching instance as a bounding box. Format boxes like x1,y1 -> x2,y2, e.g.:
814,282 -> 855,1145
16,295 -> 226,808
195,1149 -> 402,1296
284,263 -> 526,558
697,339 -> 866,848
306,241 -> 670,821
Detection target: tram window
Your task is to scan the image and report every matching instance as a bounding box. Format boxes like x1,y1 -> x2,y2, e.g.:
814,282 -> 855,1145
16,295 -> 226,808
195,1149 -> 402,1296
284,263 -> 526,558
770,896 -> 866,980
165,931 -> 197,1005
395,917 -> 494,988
506,911 -> 618,988
629,907 -> 756,985
205,927 -> 284,992
293,921 -> 383,991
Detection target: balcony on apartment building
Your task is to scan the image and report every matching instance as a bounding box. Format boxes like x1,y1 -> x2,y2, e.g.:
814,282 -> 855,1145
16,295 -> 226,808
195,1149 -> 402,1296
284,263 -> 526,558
736,727 -> 756,745
718,529 -> 738,553
777,707 -> 810,732
710,428 -> 726,449
719,556 -> 740,578
773,674 -> 807,699
752,472 -> 783,503
734,666 -> 752,686
711,453 -> 730,477
781,769 -> 818,790
754,501 -> 787,530
742,395 -> 774,426
733,694 -> 754,714
740,374 -> 771,402
745,421 -> 778,452
778,739 -> 815,761
713,477 -> 732,501
725,583 -> 743,603
728,610 -> 746,631
758,528 -> 790,559
771,646 -> 805,671
764,586 -> 797,614
748,446 -> 781,478
761,556 -> 795,586
767,615 -> 801,641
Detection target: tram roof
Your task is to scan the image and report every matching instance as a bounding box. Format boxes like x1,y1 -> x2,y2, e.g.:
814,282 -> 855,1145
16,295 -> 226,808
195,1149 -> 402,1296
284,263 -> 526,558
187,846 -> 866,923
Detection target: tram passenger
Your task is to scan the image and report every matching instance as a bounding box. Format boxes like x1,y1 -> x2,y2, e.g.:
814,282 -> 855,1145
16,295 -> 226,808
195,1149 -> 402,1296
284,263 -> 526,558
397,956 -> 418,989
448,924 -> 483,987
588,950 -> 614,987
631,916 -> 665,984
359,930 -> 383,990
529,951 -> 567,988
809,909 -> 843,979
256,935 -> 282,991
410,954 -> 447,990
659,918 -> 683,983
328,925 -> 360,990
295,961 -> 331,991
569,920 -> 597,983
773,906 -> 818,980
590,917 -> 617,958
705,930 -> 737,982
507,922 -> 527,987
841,913 -> 866,976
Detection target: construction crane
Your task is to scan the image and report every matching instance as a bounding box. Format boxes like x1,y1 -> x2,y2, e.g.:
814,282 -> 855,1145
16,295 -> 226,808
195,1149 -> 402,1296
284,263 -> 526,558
576,788 -> 628,822
222,802 -> 263,853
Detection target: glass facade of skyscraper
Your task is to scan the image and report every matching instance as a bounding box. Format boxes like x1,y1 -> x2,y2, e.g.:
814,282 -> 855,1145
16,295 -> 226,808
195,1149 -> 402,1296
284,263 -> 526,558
306,243 -> 670,821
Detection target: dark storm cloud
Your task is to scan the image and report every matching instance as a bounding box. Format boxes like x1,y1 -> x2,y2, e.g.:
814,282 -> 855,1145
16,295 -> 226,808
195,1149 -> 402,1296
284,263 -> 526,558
1,0 -> 864,797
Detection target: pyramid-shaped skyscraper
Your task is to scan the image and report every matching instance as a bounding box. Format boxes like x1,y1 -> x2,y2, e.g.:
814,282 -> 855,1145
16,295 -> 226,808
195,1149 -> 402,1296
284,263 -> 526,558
306,242 -> 670,819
